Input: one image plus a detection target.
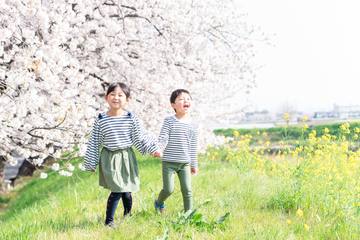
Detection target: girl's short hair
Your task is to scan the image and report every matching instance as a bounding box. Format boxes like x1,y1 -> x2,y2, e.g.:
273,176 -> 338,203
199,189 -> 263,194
170,89 -> 191,103
106,82 -> 131,99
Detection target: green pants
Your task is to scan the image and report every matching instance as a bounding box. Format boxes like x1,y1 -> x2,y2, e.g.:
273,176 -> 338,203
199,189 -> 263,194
157,161 -> 193,211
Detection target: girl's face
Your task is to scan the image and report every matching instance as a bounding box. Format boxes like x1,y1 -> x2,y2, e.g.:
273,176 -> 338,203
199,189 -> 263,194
105,86 -> 128,111
171,92 -> 192,115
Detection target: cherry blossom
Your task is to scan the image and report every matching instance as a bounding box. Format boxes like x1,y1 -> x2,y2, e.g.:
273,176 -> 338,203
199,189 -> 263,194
0,0 -> 263,170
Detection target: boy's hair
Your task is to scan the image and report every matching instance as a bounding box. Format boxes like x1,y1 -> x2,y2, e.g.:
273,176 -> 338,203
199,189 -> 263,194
170,89 -> 191,103
106,82 -> 131,99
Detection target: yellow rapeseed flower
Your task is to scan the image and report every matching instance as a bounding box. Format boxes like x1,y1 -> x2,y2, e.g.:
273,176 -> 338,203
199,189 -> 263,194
286,219 -> 292,225
233,130 -> 240,138
304,223 -> 310,231
302,115 -> 309,122
340,123 -> 350,134
296,208 -> 304,218
283,112 -> 290,122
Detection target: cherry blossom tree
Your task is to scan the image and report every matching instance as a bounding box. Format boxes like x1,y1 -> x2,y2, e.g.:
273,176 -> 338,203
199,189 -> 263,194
0,0 -> 264,171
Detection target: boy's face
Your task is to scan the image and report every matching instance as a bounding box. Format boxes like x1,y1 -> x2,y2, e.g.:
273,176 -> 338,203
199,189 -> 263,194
105,86 -> 128,111
171,92 -> 192,115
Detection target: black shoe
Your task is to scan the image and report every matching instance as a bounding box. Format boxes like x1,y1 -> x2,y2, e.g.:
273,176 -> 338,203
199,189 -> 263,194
104,221 -> 116,228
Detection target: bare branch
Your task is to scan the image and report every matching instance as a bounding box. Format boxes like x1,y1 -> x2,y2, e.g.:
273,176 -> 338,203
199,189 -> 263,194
27,113 -> 68,139
109,13 -> 163,36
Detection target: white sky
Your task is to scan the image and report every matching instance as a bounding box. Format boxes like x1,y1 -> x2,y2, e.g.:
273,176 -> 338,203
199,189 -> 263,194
237,0 -> 360,113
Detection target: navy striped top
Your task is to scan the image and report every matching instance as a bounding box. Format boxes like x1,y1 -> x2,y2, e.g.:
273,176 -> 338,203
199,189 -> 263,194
158,115 -> 198,168
84,111 -> 158,171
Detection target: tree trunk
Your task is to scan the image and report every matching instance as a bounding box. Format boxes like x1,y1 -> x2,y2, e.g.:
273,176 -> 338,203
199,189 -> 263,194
0,156 -> 5,192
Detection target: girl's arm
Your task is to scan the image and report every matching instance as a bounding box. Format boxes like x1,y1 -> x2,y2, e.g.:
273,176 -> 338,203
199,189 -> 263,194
84,117 -> 102,171
131,114 -> 159,155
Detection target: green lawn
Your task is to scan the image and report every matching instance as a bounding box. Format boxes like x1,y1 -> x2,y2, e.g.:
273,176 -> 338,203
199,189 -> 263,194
0,155 -> 358,239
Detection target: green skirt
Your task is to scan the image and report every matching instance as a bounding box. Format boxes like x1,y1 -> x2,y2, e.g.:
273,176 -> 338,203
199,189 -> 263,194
99,147 -> 140,192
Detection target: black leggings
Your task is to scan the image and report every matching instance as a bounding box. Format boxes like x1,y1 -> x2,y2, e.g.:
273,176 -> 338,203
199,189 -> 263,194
105,192 -> 132,224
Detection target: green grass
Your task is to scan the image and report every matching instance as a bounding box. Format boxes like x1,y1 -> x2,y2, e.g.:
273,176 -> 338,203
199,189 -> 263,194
214,121 -> 360,142
0,155 -> 358,239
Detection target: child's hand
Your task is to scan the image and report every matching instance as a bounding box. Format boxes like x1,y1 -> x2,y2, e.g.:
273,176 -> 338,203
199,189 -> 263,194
191,167 -> 198,175
152,150 -> 162,158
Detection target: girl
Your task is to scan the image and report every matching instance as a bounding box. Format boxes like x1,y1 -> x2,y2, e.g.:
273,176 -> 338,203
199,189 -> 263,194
84,82 -> 160,227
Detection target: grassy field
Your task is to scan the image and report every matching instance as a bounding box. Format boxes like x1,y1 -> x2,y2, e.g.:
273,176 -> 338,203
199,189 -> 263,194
1,123 -> 359,239
0,156 -> 285,240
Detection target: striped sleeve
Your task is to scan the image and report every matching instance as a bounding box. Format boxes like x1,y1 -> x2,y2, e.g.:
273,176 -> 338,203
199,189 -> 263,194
158,117 -> 172,151
131,115 -> 158,154
190,127 -> 199,168
84,117 -> 102,171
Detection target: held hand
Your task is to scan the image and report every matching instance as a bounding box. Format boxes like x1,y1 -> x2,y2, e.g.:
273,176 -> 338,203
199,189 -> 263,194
191,167 -> 198,175
152,150 -> 162,158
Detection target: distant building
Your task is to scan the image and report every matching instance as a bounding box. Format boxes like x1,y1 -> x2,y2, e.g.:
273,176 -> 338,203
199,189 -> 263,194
242,110 -> 274,123
313,111 -> 339,120
221,104 -> 360,129
333,104 -> 360,119
313,104 -> 360,120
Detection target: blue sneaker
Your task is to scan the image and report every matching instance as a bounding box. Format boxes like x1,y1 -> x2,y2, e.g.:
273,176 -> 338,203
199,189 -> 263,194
154,200 -> 165,213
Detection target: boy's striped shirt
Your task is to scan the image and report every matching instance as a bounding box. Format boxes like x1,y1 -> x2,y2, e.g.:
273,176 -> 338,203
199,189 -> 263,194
158,115 -> 198,168
84,112 -> 157,171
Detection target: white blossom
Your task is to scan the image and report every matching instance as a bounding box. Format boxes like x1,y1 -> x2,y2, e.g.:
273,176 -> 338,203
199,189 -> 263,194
67,163 -> 75,172
78,163 -> 86,171
53,151 -> 62,159
59,170 -> 73,177
32,158 -> 44,166
7,155 -> 18,167
78,144 -> 87,157
0,0 -> 263,168
51,163 -> 60,171
48,146 -> 54,154
39,172 -> 48,179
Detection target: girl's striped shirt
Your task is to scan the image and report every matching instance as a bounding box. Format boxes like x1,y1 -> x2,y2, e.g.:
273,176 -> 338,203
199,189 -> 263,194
84,112 -> 158,171
158,115 -> 198,168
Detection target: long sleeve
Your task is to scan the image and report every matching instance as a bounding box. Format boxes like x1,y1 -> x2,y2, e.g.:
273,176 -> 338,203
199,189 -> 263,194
158,118 -> 171,151
131,115 -> 158,154
189,127 -> 198,168
84,118 -> 102,171
161,116 -> 199,166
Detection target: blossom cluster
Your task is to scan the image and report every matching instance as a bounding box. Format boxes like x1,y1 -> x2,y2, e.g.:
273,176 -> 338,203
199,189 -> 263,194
0,0 -> 262,168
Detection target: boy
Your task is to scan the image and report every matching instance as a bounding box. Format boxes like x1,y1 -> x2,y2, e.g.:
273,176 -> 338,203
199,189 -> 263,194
155,89 -> 198,213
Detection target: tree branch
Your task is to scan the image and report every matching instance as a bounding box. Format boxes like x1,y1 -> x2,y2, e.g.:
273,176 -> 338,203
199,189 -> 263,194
109,13 -> 163,36
27,113 -> 67,139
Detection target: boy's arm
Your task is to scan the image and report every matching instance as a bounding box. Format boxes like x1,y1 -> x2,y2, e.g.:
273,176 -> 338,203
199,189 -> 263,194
158,117 -> 171,152
189,126 -> 199,171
